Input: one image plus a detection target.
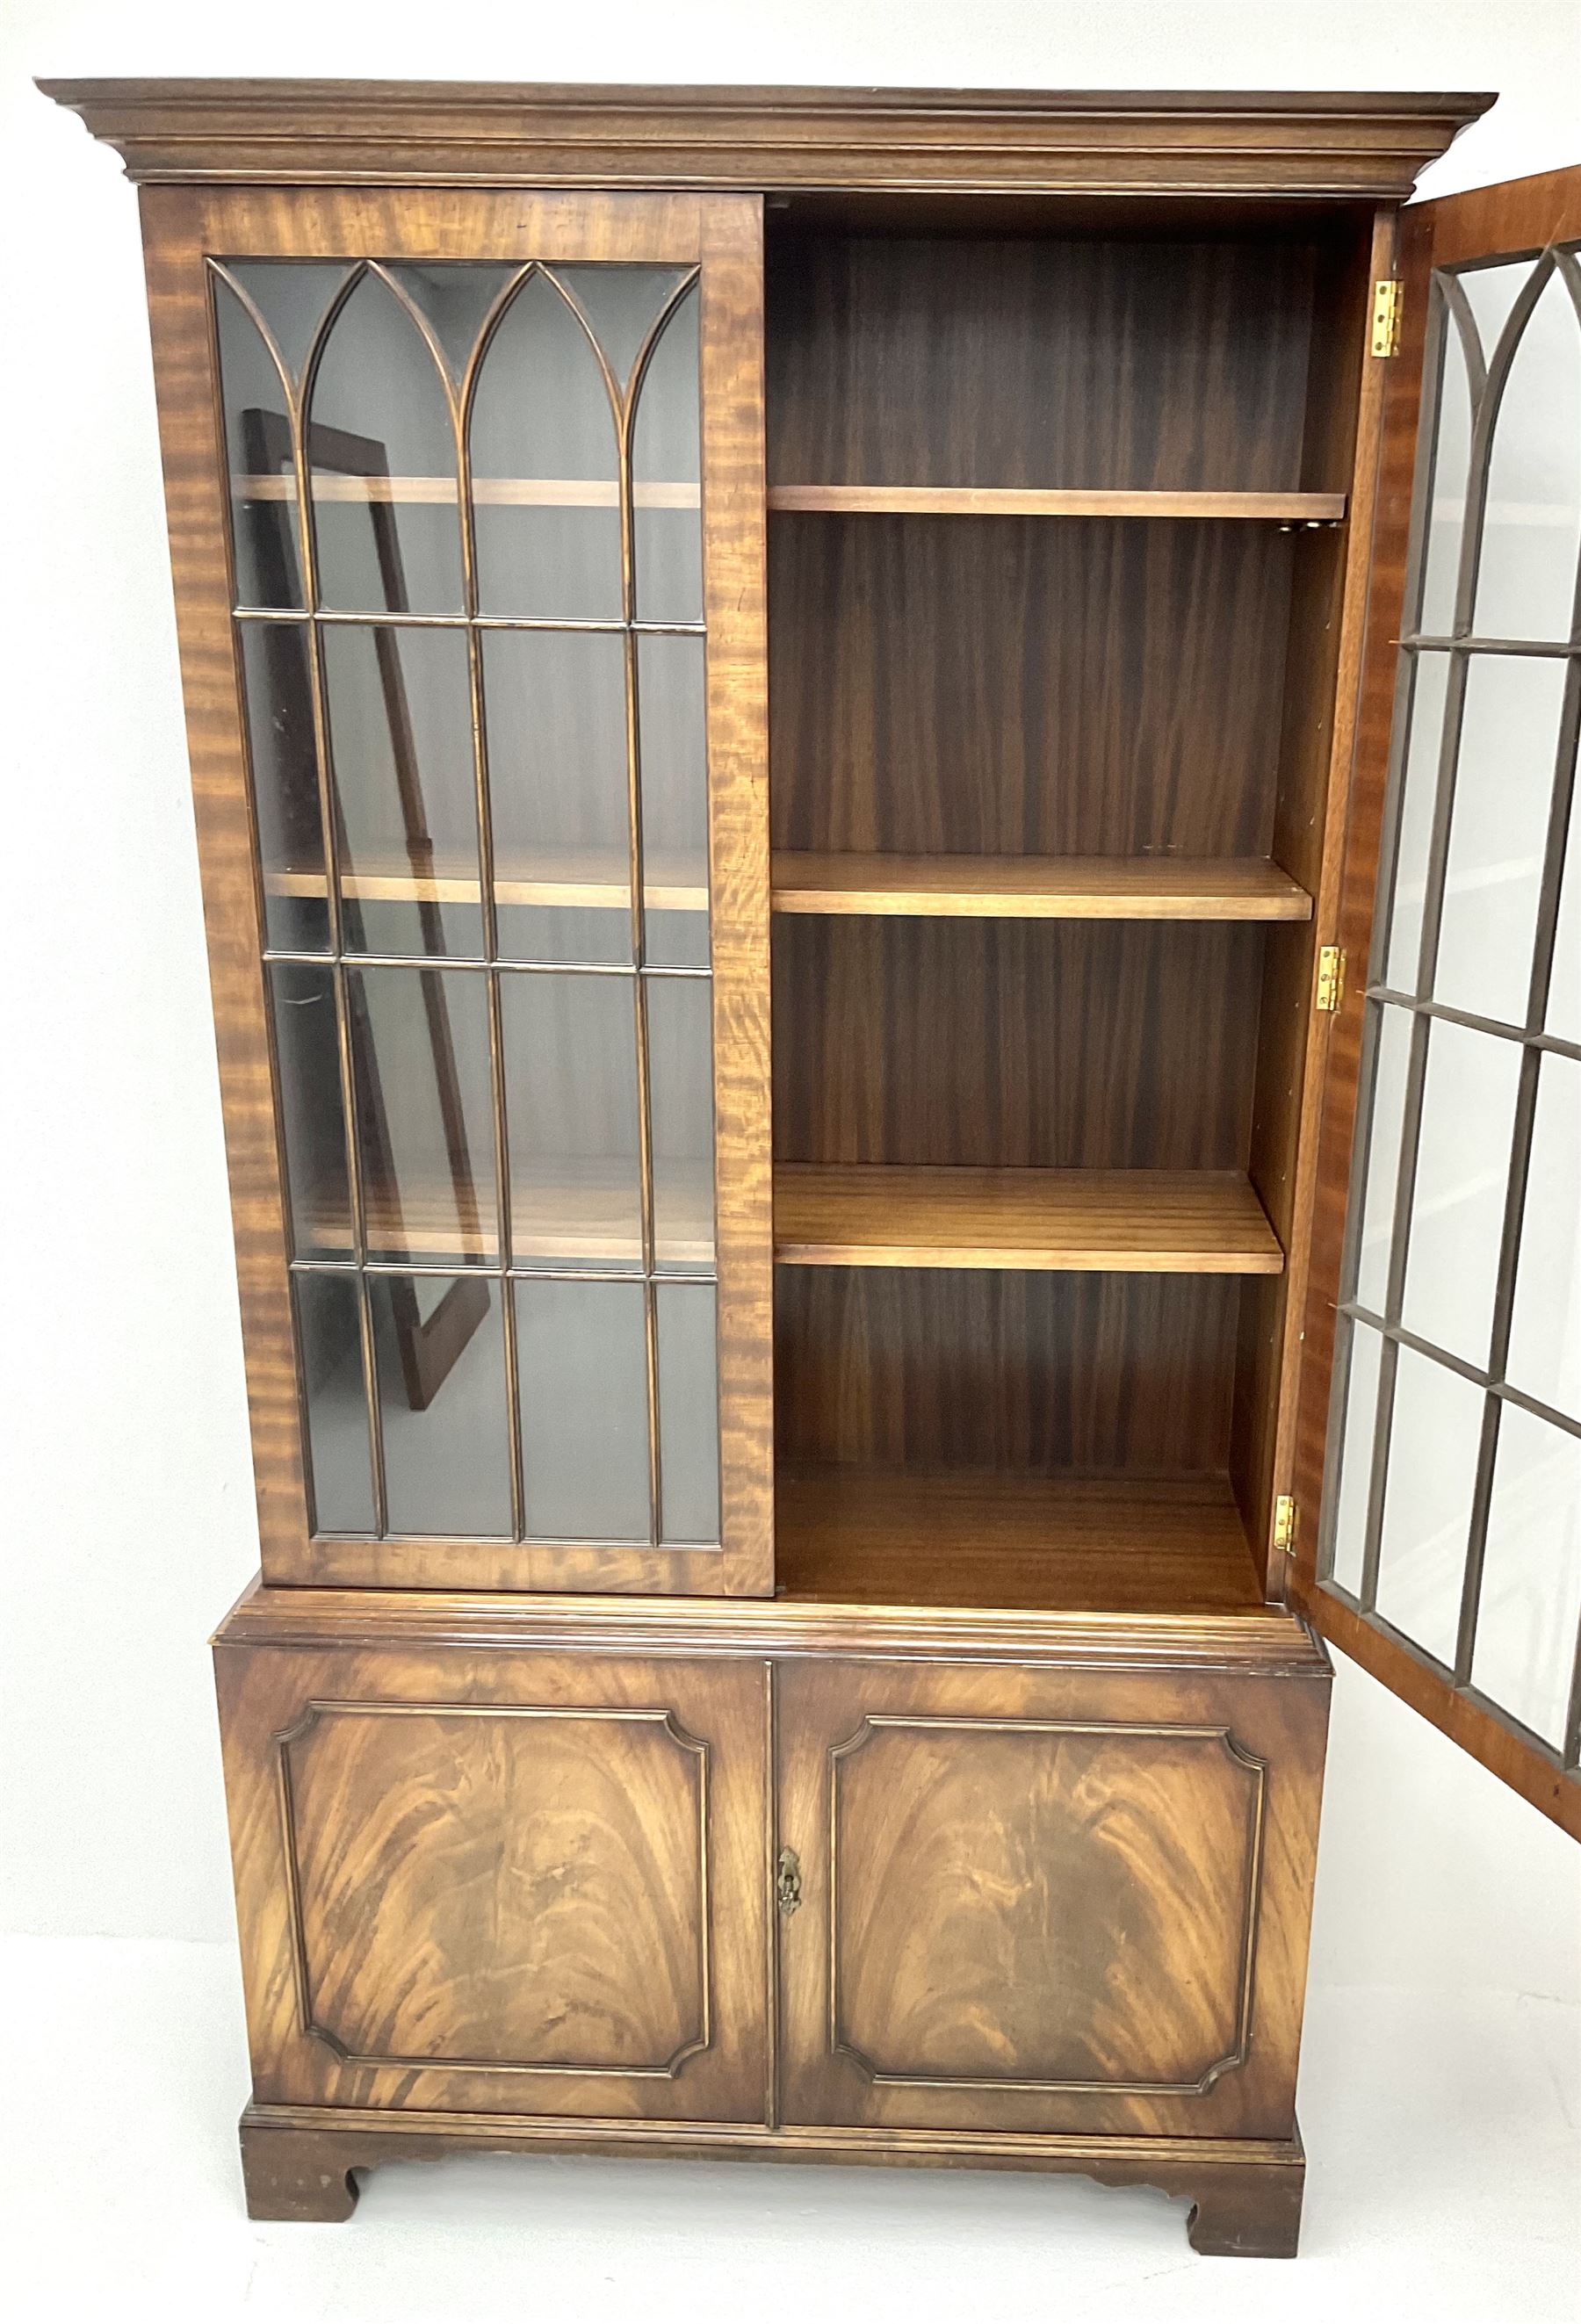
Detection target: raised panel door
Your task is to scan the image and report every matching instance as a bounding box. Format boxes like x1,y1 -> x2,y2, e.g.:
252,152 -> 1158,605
214,1639 -> 770,2123
775,1656 -> 1328,2139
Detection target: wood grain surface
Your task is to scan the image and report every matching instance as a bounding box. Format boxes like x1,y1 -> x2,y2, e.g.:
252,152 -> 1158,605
771,852 -> 1312,920
776,1655 -> 1329,2141
773,1165 -> 1284,1273
776,1468 -> 1264,1613
215,1640 -> 771,2120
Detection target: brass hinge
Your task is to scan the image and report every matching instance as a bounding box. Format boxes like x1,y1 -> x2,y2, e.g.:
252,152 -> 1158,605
1273,1494 -> 1297,1553
1372,278 -> 1404,357
1316,944 -> 1346,1013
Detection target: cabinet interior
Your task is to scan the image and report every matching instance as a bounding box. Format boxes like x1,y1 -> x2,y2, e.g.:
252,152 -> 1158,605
763,197 -> 1375,1616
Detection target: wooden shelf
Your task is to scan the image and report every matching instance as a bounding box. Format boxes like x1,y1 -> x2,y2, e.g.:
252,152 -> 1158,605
767,484 -> 1346,522
776,1466 -> 1267,1613
771,852 -> 1313,922
305,1166 -> 715,1272
241,474 -> 699,509
265,851 -> 706,915
773,1166 -> 1284,1274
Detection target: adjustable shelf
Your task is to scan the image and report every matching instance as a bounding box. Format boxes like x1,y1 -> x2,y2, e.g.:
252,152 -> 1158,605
776,1467 -> 1266,1613
772,1166 -> 1285,1274
239,474 -> 700,508
264,853 -> 707,914
766,484 -> 1347,522
304,1167 -> 716,1272
771,852 -> 1313,922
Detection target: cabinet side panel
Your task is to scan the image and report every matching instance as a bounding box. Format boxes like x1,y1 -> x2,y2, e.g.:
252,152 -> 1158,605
141,184 -> 308,1561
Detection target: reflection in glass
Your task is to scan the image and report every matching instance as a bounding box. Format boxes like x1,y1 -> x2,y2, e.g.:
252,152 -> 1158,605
482,629 -> 632,964
239,622 -> 328,951
308,271 -> 463,615
348,967 -> 496,1267
223,261 -> 350,386
215,278 -> 303,610
471,271 -> 621,618
516,1278 -> 649,1541
1505,1055 -> 1581,1421
1326,1318 -> 1383,1597
657,1281 -> 720,1542
295,1270 -> 374,1533
1353,1003 -> 1411,1317
556,265 -> 693,393
1471,1404 -> 1581,1746
322,624 -> 480,956
1435,654 -> 1566,1025
371,1274 -> 511,1535
502,972 -> 642,1268
1416,294 -> 1475,638
270,964 -> 351,1260
632,281 -> 703,624
1384,653 -> 1451,992
1473,263 -> 1581,644
646,975 -> 716,1271
1401,1021 -> 1520,1367
639,634 -> 710,968
1375,1346 -> 1484,1664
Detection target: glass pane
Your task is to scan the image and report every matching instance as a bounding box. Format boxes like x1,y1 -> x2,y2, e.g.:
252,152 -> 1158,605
482,630 -> 632,965
657,1281 -> 720,1544
516,1278 -> 649,1541
371,1274 -> 512,1536
1473,263 -> 1581,644
308,271 -> 462,616
1375,1346 -> 1485,1664
295,1270 -> 374,1534
647,974 -> 716,1271
384,262 -> 520,382
1457,256 -> 1531,364
1417,295 -> 1475,637
1325,1318 -> 1383,1596
239,622 -> 328,951
1352,1002 -> 1412,1316
1505,1054 -> 1581,1421
1384,652 -> 1451,992
215,280 -> 303,611
1435,654 -> 1567,1025
1401,1021 -> 1520,1367
632,279 -> 703,624
1547,773 -> 1581,1043
270,964 -> 350,1260
1471,1404 -> 1581,1747
639,633 -> 710,970
471,271 -> 621,619
321,624 -> 480,956
556,264 -> 693,393
348,967 -> 496,1267
224,261 -> 350,386
502,972 -> 641,1270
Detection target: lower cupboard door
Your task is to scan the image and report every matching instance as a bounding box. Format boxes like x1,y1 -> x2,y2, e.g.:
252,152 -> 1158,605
775,1656 -> 1329,2140
215,1644 -> 769,2123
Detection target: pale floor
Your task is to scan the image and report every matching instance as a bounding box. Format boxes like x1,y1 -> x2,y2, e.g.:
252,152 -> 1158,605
3,1938 -> 1577,2324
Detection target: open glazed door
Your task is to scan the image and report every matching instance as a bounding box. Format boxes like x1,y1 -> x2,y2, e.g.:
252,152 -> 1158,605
1292,166 -> 1581,1841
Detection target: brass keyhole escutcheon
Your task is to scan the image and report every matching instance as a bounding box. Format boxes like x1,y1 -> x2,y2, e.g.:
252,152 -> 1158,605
776,1844 -> 803,1916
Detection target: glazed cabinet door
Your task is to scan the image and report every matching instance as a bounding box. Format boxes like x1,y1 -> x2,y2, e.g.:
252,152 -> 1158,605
141,187 -> 772,1593
775,1654 -> 1328,2140
1292,166 -> 1581,1838
214,1639 -> 770,2123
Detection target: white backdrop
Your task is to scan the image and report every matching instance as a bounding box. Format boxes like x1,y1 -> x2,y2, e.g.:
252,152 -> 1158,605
3,0 -> 1578,2005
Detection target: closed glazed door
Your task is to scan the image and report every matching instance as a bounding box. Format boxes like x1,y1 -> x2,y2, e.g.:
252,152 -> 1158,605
775,1657 -> 1327,2139
215,1642 -> 769,2123
142,187 -> 772,1594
